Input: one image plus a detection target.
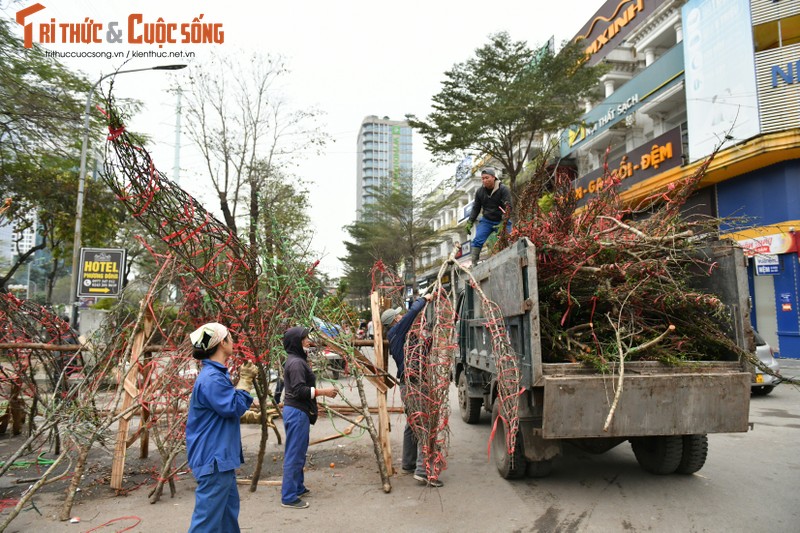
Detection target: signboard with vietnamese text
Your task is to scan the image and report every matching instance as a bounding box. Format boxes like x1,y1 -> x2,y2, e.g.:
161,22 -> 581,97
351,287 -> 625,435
560,43 -> 684,157
754,254 -> 780,276
572,0 -> 664,66
572,127 -> 683,205
78,248 -> 126,298
737,233 -> 797,257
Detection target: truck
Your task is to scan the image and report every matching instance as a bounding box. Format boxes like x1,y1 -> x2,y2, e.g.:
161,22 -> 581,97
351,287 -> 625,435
453,237 -> 752,478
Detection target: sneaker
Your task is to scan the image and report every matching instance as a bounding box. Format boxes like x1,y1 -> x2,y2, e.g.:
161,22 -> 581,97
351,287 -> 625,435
281,499 -> 309,509
400,467 -> 414,474
299,488 -> 311,496
413,474 -> 443,487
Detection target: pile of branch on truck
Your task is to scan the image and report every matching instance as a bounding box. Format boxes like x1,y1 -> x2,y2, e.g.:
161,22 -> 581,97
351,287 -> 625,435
454,162 -> 755,478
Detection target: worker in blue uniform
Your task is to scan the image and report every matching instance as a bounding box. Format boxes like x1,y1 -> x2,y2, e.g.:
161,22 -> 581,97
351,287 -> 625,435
185,322 -> 256,532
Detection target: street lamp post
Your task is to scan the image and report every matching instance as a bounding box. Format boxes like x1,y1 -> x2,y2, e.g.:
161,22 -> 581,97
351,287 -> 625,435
69,64 -> 187,329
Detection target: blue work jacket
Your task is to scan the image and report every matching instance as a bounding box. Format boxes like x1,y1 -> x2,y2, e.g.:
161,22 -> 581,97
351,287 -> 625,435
185,360 -> 253,479
387,297 -> 427,381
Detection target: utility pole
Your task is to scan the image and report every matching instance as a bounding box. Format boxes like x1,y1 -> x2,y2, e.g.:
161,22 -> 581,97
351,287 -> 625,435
173,89 -> 183,186
69,64 -> 187,329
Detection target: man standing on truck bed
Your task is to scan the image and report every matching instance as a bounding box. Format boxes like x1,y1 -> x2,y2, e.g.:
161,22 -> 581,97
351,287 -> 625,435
381,292 -> 442,487
464,167 -> 512,265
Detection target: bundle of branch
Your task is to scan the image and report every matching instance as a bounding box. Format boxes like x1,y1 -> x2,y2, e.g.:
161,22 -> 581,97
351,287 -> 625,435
98,91 -> 326,494
509,153 -> 746,366
403,276 -> 456,483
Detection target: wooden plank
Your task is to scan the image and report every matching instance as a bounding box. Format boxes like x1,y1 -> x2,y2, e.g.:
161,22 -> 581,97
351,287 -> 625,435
371,292 -> 393,477
236,478 -> 281,486
110,313 -> 153,490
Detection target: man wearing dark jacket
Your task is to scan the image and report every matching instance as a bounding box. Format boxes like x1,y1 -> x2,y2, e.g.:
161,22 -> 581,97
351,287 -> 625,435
382,292 -> 442,487
465,167 -> 512,265
281,327 -> 337,509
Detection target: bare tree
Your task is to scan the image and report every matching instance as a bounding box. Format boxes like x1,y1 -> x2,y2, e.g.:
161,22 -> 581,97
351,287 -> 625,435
181,52 -> 326,242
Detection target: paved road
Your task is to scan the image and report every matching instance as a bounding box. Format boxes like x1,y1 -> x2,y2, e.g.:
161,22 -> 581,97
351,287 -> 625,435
9,360 -> 798,532
274,360 -> 800,533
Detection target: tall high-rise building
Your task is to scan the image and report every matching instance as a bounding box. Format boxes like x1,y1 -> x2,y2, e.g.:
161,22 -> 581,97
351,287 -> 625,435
356,116 -> 412,218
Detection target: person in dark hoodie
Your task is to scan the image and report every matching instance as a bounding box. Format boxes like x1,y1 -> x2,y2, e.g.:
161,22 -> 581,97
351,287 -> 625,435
281,327 -> 338,509
381,291 -> 442,487
185,322 -> 256,532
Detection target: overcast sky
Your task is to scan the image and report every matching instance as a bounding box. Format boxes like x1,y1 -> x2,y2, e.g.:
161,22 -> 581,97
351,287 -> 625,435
4,0 -> 600,277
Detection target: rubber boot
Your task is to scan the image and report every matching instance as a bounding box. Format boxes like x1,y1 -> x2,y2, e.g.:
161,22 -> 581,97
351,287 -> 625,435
470,247 -> 481,267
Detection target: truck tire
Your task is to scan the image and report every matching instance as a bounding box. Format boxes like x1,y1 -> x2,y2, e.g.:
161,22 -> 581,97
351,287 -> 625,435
458,373 -> 482,424
675,434 -> 708,475
630,436 -> 682,475
491,401 -> 526,479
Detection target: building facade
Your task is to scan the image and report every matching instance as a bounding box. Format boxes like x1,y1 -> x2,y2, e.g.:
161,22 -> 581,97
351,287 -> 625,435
0,217 -> 38,265
561,0 -> 800,358
355,116 -> 413,218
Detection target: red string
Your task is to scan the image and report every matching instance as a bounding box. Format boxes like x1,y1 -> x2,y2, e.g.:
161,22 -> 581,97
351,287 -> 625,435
82,515 -> 142,533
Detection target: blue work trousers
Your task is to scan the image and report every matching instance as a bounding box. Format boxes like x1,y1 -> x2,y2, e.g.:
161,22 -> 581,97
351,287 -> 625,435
189,463 -> 240,533
281,405 -> 310,504
471,218 -> 512,252
400,385 -> 425,477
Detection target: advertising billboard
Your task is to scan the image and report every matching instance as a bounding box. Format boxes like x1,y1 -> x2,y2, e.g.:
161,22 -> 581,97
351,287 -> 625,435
682,0 -> 760,161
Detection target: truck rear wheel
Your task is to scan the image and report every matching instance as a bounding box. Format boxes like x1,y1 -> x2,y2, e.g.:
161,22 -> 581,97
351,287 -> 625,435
675,434 -> 708,474
630,436 -> 682,475
491,401 -> 526,479
458,373 -> 482,424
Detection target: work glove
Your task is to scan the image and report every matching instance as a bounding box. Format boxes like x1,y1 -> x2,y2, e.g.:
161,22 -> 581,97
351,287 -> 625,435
236,362 -> 258,391
465,220 -> 473,235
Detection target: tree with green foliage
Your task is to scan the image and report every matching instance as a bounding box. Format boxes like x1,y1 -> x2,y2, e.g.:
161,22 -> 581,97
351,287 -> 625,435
407,32 -> 606,198
0,19 -> 125,300
341,172 -> 458,305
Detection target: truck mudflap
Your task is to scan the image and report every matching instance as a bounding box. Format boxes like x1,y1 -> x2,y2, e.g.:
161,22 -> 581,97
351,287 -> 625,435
541,372 -> 751,439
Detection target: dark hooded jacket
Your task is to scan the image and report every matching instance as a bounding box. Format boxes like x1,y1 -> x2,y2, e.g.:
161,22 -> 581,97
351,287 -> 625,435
282,327 -> 318,424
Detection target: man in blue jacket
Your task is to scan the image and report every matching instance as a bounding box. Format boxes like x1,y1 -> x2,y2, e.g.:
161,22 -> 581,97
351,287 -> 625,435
382,292 -> 442,487
185,322 -> 256,532
464,167 -> 512,265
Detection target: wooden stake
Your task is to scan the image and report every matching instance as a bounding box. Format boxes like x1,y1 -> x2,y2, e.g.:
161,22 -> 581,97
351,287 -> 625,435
110,312 -> 153,490
371,292 -> 393,476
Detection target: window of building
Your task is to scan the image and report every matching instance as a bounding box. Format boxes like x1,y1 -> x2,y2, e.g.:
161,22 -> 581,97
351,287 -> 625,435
783,14 -> 800,47
753,14 -> 800,52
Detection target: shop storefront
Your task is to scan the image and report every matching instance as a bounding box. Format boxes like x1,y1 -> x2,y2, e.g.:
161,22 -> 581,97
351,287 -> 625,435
718,160 -> 800,358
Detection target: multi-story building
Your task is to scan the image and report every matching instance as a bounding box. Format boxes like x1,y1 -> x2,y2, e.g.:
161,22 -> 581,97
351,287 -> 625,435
560,0 -> 800,358
0,217 -> 38,265
355,116 -> 413,218
416,167 -> 482,280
